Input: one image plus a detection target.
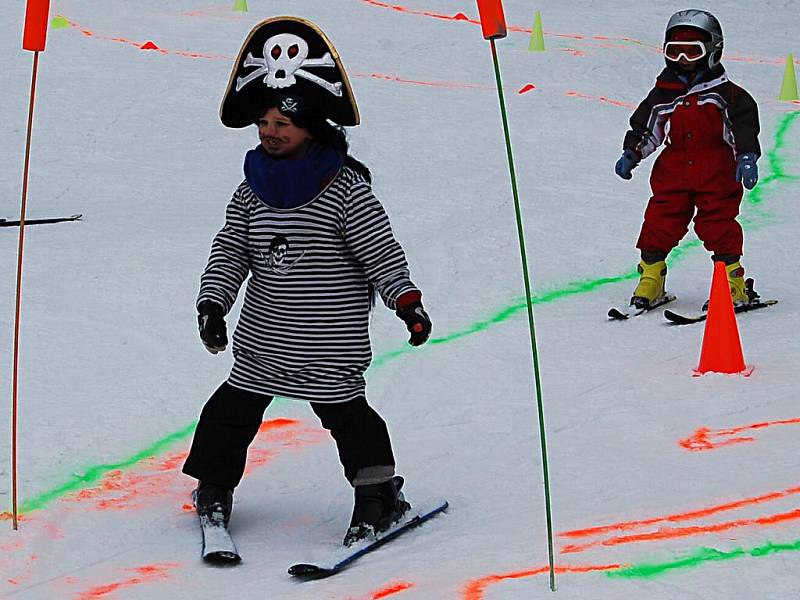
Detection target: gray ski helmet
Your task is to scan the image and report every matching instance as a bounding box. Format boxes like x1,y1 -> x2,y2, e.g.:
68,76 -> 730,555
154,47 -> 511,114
664,9 -> 724,70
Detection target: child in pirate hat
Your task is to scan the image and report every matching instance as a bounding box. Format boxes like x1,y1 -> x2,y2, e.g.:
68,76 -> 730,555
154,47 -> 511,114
183,17 -> 432,549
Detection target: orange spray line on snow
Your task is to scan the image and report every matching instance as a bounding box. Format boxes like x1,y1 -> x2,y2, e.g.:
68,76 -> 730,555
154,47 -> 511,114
560,483 -> 800,539
680,417 -> 800,451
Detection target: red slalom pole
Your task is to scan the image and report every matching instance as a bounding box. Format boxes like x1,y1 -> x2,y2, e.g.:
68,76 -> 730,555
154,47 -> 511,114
12,0 -> 52,531
12,51 -> 41,531
475,0 -> 556,591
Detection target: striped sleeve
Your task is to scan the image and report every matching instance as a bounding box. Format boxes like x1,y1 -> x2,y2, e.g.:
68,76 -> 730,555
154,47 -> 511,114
344,181 -> 419,310
197,185 -> 252,314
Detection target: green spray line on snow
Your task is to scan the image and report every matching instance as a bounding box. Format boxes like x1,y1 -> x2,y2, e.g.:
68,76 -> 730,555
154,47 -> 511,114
746,110 -> 800,207
372,271 -> 641,369
608,537 -> 800,579
9,113 -> 798,517
12,421 -> 197,515
371,235 -> 705,370
738,110 -> 800,229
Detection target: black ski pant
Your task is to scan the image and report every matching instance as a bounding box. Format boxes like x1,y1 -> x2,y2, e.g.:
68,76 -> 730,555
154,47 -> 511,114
182,382 -> 396,489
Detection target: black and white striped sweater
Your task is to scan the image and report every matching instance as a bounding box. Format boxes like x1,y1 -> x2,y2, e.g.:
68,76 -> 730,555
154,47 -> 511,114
197,165 -> 419,403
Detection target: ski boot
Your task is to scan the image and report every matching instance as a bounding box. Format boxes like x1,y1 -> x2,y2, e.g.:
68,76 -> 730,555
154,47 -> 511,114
727,262 -> 751,306
702,261 -> 754,310
343,476 -> 411,547
630,259 -> 668,309
194,482 -> 234,526
744,277 -> 761,303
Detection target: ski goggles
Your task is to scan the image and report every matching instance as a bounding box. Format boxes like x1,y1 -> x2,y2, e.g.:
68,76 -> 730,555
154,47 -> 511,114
663,40 -> 707,62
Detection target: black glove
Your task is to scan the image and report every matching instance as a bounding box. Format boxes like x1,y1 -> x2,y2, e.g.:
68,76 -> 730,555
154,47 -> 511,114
395,294 -> 431,347
197,301 -> 228,354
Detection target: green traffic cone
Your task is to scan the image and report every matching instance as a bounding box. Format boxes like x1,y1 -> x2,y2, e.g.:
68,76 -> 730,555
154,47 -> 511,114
778,53 -> 799,101
51,15 -> 69,29
528,11 -> 545,52
233,0 -> 248,12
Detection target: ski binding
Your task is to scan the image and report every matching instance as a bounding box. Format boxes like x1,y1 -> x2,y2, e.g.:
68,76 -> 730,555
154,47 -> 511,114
608,293 -> 676,320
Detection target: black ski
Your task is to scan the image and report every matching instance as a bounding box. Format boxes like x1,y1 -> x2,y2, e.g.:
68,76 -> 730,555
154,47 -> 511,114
0,213 -> 82,227
664,299 -> 778,324
608,293 -> 677,320
289,498 -> 448,580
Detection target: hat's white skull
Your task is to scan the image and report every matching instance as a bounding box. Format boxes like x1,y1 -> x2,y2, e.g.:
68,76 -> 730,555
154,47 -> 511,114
236,32 -> 342,96
265,34 -> 309,89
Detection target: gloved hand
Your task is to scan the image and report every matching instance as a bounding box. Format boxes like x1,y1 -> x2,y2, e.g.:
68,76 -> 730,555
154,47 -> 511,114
395,292 -> 431,347
615,149 -> 640,180
735,153 -> 758,190
197,301 -> 228,354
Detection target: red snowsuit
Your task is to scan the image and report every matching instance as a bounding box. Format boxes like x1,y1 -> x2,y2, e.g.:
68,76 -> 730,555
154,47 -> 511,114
623,66 -> 760,257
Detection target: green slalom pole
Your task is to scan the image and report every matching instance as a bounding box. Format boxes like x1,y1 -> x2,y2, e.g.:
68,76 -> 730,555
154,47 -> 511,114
488,38 -> 556,592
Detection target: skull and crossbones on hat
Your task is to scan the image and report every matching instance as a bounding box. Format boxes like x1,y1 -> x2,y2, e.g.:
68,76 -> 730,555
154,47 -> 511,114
236,33 -> 343,97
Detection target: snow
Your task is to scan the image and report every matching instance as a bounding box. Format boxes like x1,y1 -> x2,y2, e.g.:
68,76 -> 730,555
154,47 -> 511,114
1,0 -> 799,598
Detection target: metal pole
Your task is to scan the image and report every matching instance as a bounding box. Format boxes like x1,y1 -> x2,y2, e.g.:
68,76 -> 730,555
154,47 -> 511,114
12,49 -> 41,530
489,38 -> 556,591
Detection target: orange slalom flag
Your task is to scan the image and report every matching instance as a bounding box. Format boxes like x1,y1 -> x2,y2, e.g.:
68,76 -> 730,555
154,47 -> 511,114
696,261 -> 747,374
23,0 -> 52,51
475,0 -> 507,40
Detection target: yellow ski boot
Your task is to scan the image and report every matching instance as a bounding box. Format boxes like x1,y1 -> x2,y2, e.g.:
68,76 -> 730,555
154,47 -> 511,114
726,261 -> 749,306
630,259 -> 668,309
702,261 -> 756,311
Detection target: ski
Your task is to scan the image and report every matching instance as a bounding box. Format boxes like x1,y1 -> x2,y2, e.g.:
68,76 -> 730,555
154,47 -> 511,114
608,293 -> 677,320
664,299 -> 778,324
289,498 -> 448,580
0,213 -> 83,227
193,490 -> 241,565
199,513 -> 241,564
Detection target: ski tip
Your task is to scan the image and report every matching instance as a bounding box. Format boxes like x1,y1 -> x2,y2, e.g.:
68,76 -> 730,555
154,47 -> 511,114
424,499 -> 449,515
289,563 -> 333,579
288,563 -> 317,575
203,551 -> 242,565
663,309 -> 703,325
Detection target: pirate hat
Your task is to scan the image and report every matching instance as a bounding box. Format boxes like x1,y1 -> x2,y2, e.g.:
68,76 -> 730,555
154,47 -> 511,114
220,16 -> 360,128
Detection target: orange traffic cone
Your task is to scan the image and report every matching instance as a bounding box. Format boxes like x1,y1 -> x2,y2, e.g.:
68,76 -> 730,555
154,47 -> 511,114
695,261 -> 749,375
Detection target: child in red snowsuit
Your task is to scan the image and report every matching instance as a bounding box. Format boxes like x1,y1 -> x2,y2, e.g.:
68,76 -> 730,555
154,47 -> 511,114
615,10 -> 761,310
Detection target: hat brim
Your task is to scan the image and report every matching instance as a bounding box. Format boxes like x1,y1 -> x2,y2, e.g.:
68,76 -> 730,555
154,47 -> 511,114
220,16 -> 360,128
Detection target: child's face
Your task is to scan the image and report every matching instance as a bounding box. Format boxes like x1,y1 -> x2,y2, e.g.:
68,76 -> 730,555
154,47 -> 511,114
257,107 -> 313,160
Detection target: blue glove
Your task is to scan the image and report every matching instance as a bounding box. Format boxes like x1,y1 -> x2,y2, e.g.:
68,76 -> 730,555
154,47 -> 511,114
735,153 -> 758,190
615,149 -> 640,180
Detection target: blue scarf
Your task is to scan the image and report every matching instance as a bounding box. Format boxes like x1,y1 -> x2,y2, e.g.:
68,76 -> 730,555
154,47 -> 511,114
244,143 -> 344,209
